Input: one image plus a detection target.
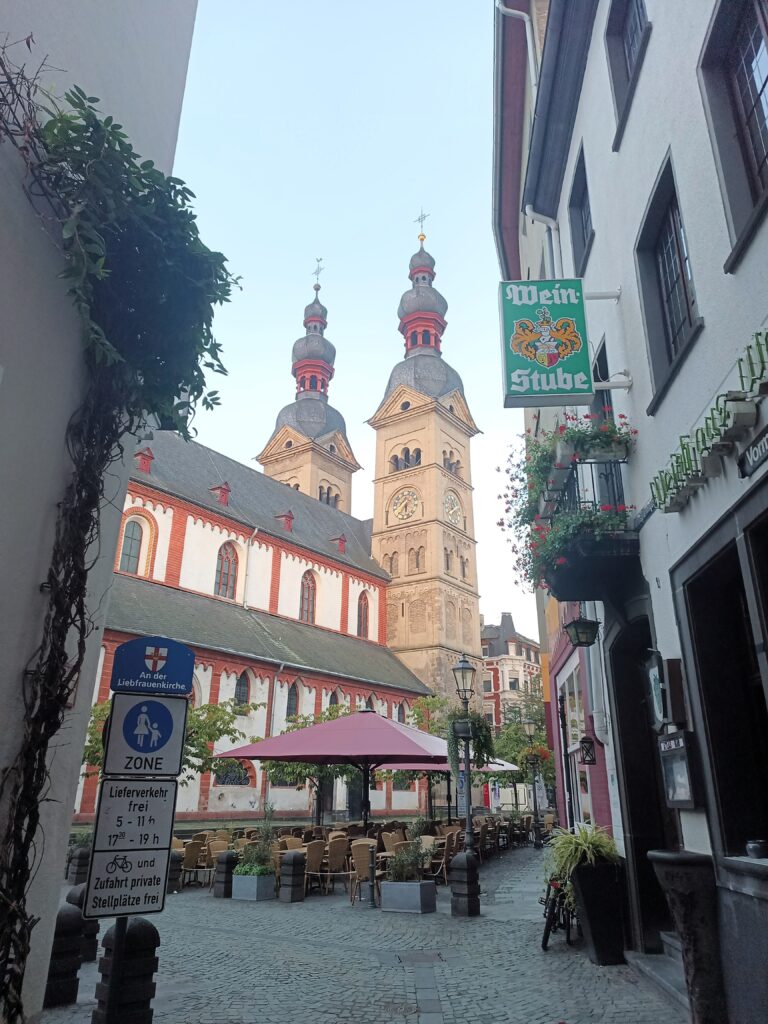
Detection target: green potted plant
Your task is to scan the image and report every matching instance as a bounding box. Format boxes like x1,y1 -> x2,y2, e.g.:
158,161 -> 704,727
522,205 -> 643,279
232,804 -> 275,902
380,844 -> 436,914
547,824 -> 624,965
66,830 -> 93,885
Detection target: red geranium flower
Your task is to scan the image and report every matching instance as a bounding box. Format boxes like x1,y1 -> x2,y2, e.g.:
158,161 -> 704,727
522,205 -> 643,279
600,504 -> 614,512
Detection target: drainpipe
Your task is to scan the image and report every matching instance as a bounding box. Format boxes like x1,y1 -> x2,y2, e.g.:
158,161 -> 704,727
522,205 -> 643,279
587,601 -> 611,746
496,1 -> 539,104
525,205 -> 563,278
242,527 -> 259,608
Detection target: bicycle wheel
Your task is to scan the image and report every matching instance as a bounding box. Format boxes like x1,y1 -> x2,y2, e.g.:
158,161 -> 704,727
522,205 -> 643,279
564,903 -> 573,945
541,894 -> 557,950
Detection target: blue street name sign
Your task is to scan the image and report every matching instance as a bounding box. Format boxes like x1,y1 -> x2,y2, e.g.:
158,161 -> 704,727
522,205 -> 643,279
110,635 -> 194,696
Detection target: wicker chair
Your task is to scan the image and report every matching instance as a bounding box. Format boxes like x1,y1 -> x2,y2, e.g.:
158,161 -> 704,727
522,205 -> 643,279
349,840 -> 385,905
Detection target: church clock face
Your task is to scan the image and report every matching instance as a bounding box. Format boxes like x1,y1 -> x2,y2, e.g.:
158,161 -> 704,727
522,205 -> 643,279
392,488 -> 419,521
444,491 -> 462,527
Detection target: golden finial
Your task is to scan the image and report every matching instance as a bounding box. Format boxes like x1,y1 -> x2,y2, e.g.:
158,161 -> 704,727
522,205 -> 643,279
414,207 -> 429,243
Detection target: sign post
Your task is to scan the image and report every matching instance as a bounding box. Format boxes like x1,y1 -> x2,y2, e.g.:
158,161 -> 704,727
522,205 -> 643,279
499,279 -> 594,407
84,636 -> 194,1023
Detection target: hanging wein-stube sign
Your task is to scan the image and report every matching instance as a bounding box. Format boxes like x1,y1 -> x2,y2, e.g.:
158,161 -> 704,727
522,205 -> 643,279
499,279 -> 594,408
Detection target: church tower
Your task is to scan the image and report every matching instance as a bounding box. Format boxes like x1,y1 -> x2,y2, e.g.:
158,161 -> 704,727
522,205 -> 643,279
369,234 -> 482,698
257,279 -> 360,509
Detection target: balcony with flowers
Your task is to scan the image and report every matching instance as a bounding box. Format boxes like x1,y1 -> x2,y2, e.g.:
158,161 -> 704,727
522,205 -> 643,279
499,414 -> 641,601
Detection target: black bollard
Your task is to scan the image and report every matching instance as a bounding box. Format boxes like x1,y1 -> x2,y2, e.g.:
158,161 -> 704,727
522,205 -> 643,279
449,850 -> 481,917
166,849 -> 183,894
44,902 -> 83,1007
67,847 -> 91,886
92,917 -> 160,1024
66,884 -> 100,962
213,850 -> 237,898
279,849 -> 305,903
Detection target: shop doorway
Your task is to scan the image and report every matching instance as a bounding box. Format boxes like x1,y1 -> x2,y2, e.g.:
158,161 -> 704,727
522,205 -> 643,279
608,615 -> 677,952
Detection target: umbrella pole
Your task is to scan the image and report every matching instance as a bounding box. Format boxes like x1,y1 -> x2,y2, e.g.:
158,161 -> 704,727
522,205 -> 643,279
446,771 -> 453,825
361,764 -> 370,831
426,773 -> 434,820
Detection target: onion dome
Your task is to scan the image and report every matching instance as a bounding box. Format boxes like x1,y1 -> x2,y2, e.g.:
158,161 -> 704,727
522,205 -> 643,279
397,234 -> 449,357
303,282 -> 328,327
385,234 -> 463,401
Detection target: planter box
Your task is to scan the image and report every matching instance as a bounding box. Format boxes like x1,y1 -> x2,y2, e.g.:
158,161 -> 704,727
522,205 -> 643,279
577,440 -> 629,463
231,873 -> 275,901
380,880 -> 436,914
571,861 -> 625,965
67,848 -> 91,886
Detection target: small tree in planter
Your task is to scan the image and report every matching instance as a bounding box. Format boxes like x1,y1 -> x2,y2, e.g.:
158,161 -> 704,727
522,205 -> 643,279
232,804 -> 275,902
548,824 -> 624,965
380,843 -> 436,914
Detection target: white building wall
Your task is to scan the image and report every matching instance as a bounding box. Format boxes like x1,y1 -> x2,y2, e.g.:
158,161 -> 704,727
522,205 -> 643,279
0,3 -> 197,1011
179,518 -> 247,599
243,540 -> 273,611
122,493 -> 174,581
527,0 -> 768,856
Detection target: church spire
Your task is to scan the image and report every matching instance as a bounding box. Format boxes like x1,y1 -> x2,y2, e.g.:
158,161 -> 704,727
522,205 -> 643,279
291,271 -> 336,399
397,225 -> 448,357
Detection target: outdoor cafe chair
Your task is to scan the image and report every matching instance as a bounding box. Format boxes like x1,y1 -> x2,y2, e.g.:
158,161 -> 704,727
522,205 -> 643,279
214,829 -> 230,841
304,840 -> 326,896
381,831 -> 397,854
419,835 -> 436,853
191,832 -> 208,844
284,836 -> 303,850
180,842 -> 204,887
427,830 -> 454,885
328,830 -> 347,842
302,829 -> 314,843
171,836 -> 184,851
322,837 -> 351,894
350,841 -> 385,906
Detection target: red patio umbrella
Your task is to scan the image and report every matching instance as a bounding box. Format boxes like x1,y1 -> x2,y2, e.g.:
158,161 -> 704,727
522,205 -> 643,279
218,709 -> 448,829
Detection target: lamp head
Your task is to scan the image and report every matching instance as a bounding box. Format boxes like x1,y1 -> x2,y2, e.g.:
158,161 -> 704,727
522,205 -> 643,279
522,719 -> 536,740
452,654 -> 476,702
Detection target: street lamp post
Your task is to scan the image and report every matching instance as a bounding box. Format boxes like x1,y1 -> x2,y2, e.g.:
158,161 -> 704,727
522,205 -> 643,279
452,654 -> 477,859
523,719 -> 543,850
449,654 -> 480,917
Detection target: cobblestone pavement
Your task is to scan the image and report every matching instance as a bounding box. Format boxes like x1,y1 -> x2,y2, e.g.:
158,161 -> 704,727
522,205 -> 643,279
41,848 -> 687,1024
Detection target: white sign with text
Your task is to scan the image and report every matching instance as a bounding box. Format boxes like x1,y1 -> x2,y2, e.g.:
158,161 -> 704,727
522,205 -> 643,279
94,779 -> 178,852
84,848 -> 170,918
104,693 -> 187,778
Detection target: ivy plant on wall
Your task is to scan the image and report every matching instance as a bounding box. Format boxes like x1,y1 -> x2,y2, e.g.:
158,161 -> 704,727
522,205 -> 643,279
0,47 -> 237,1021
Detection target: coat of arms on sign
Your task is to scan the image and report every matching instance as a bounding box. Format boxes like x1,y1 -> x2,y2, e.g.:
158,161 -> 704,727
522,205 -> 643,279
144,646 -> 168,672
510,306 -> 583,368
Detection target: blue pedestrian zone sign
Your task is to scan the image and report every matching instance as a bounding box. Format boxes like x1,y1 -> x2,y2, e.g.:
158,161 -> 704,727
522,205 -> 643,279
122,700 -> 175,753
110,635 -> 194,695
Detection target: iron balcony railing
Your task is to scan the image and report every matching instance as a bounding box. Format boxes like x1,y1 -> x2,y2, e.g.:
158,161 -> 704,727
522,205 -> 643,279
552,459 -> 626,516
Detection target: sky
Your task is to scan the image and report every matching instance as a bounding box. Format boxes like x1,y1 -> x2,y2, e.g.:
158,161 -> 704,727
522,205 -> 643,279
171,0 -> 538,641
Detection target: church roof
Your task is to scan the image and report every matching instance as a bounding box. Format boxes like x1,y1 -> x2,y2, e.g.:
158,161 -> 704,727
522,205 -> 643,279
383,350 -> 465,400
108,574 -> 430,696
133,432 -> 385,579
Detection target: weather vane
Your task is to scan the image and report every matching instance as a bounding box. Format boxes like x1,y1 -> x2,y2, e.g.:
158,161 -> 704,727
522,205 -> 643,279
414,207 -> 430,241
313,257 -> 324,286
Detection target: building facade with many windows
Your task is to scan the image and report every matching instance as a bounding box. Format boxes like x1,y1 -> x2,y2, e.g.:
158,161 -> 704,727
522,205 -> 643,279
480,612 -> 541,729
495,0 -> 768,1017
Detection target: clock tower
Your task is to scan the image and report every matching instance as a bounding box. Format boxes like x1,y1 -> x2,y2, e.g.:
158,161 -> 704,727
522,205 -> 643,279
369,235 -> 482,698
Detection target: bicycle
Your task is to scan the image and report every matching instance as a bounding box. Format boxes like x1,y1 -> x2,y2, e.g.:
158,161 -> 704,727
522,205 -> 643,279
105,854 -> 132,875
539,875 -> 576,950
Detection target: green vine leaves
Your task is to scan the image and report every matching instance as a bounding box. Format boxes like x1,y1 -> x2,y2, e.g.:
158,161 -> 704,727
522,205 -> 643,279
40,86 -> 237,435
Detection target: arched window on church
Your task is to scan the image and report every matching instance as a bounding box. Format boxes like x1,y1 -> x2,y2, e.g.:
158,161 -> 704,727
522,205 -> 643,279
299,571 -> 316,623
119,520 -> 143,575
214,542 -> 238,599
417,546 -> 425,571
410,330 -> 418,348
389,455 -> 399,474
286,682 -> 299,719
329,690 -> 339,707
444,548 -> 452,573
461,557 -> 468,580
407,548 -> 418,574
293,483 -> 300,490
401,447 -> 411,467
357,592 -> 369,639
234,671 -> 250,708
319,485 -> 326,502
390,552 -> 399,577
365,695 -> 375,711
412,448 -> 422,466
397,703 -> 406,724
421,330 -> 430,346
309,375 -> 318,391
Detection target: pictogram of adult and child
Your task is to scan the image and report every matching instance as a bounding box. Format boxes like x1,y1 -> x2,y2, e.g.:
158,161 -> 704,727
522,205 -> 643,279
122,699 -> 174,753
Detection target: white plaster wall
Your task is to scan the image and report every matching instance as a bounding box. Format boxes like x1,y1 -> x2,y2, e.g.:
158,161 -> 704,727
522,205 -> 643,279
243,540 -> 273,611
179,518 -> 247,599
267,785 -> 313,813
347,577 -> 381,640
392,789 -> 419,810
0,2 -> 197,1011
271,678 -> 314,736
277,551 -> 342,629
544,0 -> 768,650
193,664 -> 213,705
